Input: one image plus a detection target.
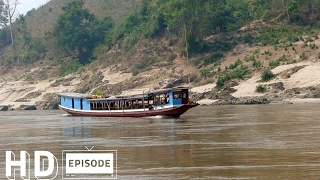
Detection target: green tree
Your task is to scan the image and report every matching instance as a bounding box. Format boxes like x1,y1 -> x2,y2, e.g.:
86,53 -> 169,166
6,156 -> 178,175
163,0 -> 206,56
113,0 -> 167,45
140,0 -> 166,37
163,0 -> 219,37
206,0 -> 239,33
162,0 -> 243,53
53,0 -> 113,64
245,0 -> 270,20
287,0 -> 299,21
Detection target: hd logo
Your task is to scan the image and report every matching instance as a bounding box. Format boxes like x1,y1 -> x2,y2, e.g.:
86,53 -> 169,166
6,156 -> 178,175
5,150 -> 117,180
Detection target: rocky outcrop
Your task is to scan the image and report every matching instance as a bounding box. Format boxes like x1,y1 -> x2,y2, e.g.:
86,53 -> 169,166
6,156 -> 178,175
158,75 -> 195,89
234,97 -> 270,105
268,82 -> 285,91
23,105 -> 37,110
35,93 -> 60,110
192,79 -> 320,105
0,105 -> 9,111
16,105 -> 37,110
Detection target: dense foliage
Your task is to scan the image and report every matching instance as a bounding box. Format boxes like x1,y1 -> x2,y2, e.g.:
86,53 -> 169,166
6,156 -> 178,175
1,0 -> 320,73
53,0 -> 113,64
261,69 -> 275,81
116,0 -> 320,41
256,84 -> 266,92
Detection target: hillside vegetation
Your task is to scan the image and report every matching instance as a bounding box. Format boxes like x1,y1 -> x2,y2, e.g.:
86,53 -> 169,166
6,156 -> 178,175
1,0 -> 320,109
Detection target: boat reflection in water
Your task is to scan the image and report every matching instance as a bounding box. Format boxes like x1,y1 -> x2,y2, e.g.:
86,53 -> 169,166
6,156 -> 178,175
62,117 -> 92,137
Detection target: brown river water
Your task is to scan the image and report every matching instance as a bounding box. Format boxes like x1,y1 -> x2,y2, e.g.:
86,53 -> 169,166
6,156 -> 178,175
1,104 -> 320,179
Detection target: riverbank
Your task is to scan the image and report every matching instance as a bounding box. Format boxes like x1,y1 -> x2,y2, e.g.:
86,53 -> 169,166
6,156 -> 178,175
1,60 -> 320,110
193,60 -> 320,106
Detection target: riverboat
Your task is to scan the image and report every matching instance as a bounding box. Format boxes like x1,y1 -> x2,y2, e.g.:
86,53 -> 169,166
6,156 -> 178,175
58,87 -> 198,117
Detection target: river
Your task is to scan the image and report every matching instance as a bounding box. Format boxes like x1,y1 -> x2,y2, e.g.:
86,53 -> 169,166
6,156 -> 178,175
1,104 -> 320,179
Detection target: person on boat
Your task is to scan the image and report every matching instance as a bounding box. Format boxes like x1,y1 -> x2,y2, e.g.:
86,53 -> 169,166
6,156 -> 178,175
161,96 -> 165,105
166,93 -> 169,103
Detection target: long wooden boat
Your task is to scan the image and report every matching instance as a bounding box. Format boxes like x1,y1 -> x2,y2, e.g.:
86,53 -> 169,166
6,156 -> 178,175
58,87 -> 198,117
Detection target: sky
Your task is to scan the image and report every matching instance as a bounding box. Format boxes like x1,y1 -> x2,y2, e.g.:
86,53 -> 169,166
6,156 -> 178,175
16,0 -> 50,15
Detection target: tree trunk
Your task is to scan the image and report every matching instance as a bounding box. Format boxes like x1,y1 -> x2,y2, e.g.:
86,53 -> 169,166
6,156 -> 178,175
184,22 -> 191,94
5,0 -> 18,46
9,11 -> 13,46
184,22 -> 188,66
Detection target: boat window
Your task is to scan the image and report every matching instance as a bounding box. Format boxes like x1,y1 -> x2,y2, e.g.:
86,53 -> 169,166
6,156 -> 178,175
159,94 -> 169,104
173,92 -> 182,99
166,93 -> 169,103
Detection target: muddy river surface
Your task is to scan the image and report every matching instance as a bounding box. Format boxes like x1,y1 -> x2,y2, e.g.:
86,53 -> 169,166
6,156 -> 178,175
1,104 -> 320,179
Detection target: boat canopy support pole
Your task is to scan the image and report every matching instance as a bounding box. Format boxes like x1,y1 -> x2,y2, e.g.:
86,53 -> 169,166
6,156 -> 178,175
106,101 -> 111,114
122,99 -> 124,115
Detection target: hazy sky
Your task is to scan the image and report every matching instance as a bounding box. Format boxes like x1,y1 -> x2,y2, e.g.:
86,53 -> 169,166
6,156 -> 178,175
17,0 -> 50,15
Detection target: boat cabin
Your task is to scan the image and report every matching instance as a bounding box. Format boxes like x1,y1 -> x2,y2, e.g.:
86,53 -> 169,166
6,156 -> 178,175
59,87 -> 190,111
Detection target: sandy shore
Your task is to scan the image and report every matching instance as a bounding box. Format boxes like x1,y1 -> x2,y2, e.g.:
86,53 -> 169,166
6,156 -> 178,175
0,75 -> 79,109
197,99 -> 219,105
282,98 -> 320,104
191,83 -> 216,93
232,61 -> 320,97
